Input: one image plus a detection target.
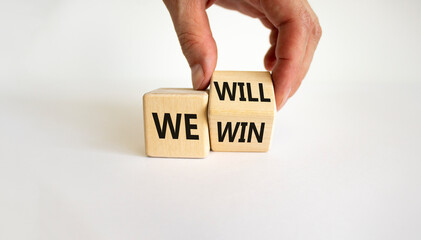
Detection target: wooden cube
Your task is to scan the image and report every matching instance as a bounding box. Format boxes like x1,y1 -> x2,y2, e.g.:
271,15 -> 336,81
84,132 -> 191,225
143,88 -> 210,158
208,71 -> 276,152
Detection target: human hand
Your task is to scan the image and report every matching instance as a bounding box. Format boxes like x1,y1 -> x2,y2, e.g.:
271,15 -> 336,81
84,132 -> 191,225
163,0 -> 322,110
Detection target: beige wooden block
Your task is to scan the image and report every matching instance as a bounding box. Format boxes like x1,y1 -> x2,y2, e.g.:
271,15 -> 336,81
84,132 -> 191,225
208,71 -> 276,152
143,88 -> 210,158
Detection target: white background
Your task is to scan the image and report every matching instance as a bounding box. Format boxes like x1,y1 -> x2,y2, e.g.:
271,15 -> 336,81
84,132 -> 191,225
1,0 -> 420,239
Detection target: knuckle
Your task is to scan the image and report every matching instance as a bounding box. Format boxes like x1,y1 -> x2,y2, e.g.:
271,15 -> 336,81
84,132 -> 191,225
313,22 -> 322,40
177,31 -> 201,52
297,9 -> 314,31
296,8 -> 322,40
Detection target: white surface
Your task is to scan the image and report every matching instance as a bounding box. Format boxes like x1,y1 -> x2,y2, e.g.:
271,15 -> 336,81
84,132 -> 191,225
1,0 -> 421,239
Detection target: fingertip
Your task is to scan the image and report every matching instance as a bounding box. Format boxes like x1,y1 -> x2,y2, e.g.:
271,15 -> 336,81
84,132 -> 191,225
264,59 -> 275,72
272,60 -> 296,111
191,64 -> 213,90
264,46 -> 276,71
276,87 -> 291,111
193,70 -> 211,90
191,51 -> 217,90
191,64 -> 204,90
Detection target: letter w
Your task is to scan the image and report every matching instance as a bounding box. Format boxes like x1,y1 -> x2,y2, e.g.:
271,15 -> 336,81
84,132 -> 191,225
214,82 -> 237,100
152,113 -> 182,139
217,122 -> 240,142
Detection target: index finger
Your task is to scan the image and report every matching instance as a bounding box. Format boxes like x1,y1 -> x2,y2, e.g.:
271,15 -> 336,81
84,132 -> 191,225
272,20 -> 309,110
261,1 -> 310,110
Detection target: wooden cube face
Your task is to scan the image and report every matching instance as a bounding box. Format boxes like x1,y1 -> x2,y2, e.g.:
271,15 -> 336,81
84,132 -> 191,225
208,71 -> 276,152
143,88 -> 210,158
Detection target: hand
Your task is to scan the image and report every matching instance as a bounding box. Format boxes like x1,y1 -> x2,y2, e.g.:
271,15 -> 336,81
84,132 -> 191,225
163,0 -> 322,110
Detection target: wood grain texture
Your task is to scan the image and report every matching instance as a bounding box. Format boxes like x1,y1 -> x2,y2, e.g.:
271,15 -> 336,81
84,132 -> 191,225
143,88 -> 210,158
208,71 -> 276,152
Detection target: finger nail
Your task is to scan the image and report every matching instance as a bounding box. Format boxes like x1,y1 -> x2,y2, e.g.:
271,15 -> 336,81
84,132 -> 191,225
277,88 -> 291,111
191,64 -> 204,89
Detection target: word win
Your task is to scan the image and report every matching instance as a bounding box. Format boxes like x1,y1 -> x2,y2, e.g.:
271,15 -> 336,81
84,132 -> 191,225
217,122 -> 265,143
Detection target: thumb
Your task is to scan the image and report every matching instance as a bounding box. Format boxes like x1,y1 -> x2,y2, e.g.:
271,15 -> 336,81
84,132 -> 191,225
164,0 -> 217,89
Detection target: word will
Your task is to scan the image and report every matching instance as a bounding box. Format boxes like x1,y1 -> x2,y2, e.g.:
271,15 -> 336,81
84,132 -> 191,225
214,82 -> 271,102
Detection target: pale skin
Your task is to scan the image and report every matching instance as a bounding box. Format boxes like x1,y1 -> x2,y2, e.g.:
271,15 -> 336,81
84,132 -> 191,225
163,0 -> 322,110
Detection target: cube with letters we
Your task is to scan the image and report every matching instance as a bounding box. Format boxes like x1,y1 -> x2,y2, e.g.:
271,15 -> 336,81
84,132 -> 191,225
143,88 -> 210,158
208,71 -> 276,152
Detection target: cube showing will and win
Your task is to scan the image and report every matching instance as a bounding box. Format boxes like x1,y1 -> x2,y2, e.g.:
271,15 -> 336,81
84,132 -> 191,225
208,71 -> 276,152
143,71 -> 276,158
